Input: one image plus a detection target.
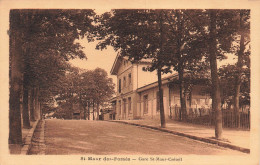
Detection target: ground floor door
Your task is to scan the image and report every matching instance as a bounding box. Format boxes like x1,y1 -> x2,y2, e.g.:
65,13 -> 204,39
123,99 -> 127,119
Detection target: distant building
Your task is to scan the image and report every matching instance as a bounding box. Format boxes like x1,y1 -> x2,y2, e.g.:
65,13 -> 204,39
100,108 -> 116,120
71,103 -> 99,120
72,110 -> 81,120
109,53 -> 211,120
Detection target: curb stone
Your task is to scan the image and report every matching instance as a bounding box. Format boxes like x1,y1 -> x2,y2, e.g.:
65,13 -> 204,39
38,120 -> 46,155
110,120 -> 250,154
20,119 -> 40,155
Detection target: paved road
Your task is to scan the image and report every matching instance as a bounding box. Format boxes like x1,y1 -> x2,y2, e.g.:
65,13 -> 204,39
30,119 -> 245,155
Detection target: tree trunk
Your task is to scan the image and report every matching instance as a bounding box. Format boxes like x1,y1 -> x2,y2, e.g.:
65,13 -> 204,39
234,11 -> 245,127
92,101 -> 95,120
40,102 -> 42,119
157,68 -> 166,128
22,27 -> 31,128
70,101 -> 73,119
87,101 -> 90,120
175,10 -> 187,121
9,14 -> 23,144
97,103 -> 99,120
83,101 -> 86,120
30,87 -> 35,121
34,87 -> 39,120
169,85 -> 172,119
189,85 -> 193,107
38,88 -> 42,119
157,10 -> 166,128
83,107 -> 86,120
22,86 -> 31,128
178,68 -> 187,121
209,10 -> 222,139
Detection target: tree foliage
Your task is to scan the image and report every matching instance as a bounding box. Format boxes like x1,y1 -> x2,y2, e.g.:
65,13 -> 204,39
55,67 -> 115,119
96,9 -> 170,127
9,9 -> 96,143
95,9 -> 250,136
219,64 -> 250,108
16,9 -> 96,110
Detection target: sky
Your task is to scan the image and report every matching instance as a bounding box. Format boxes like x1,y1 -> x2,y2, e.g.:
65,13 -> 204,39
69,9 -> 118,84
69,39 -> 118,84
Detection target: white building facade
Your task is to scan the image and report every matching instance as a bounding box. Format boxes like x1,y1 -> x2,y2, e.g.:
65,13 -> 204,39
110,54 -> 211,120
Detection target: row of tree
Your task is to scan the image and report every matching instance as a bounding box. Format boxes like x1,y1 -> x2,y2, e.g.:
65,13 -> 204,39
95,9 -> 250,139
9,9 -> 250,144
54,67 -> 115,120
9,9 -> 95,144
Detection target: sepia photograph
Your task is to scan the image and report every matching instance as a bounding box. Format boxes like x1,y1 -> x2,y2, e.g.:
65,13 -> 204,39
1,0 -> 260,165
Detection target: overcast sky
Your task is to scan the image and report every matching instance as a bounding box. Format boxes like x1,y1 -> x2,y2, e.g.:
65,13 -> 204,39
69,39 -> 118,84
69,9 -> 118,84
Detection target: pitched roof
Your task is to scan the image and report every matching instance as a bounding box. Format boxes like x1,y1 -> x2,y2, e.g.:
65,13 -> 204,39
136,72 -> 210,93
110,53 -> 122,75
110,53 -> 153,75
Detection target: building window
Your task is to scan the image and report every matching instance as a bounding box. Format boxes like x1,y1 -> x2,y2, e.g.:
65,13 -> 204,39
128,97 -> 132,114
123,99 -> 127,115
118,100 -> 121,115
128,73 -> 131,85
143,95 -> 148,114
119,79 -> 121,93
156,91 -> 163,111
123,76 -> 126,88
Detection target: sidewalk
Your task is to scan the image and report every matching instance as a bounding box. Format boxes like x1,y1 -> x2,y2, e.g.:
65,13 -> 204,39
9,119 -> 39,154
112,119 -> 250,153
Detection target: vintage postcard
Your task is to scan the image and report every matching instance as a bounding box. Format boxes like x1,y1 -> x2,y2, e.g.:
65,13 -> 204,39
0,0 -> 260,165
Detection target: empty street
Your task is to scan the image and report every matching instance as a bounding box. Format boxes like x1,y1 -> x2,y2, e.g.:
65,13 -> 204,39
29,119 -> 245,155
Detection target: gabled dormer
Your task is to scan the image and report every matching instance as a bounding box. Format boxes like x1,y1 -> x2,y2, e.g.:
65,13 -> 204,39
111,53 -> 170,95
110,53 -> 122,76
111,53 -> 134,95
